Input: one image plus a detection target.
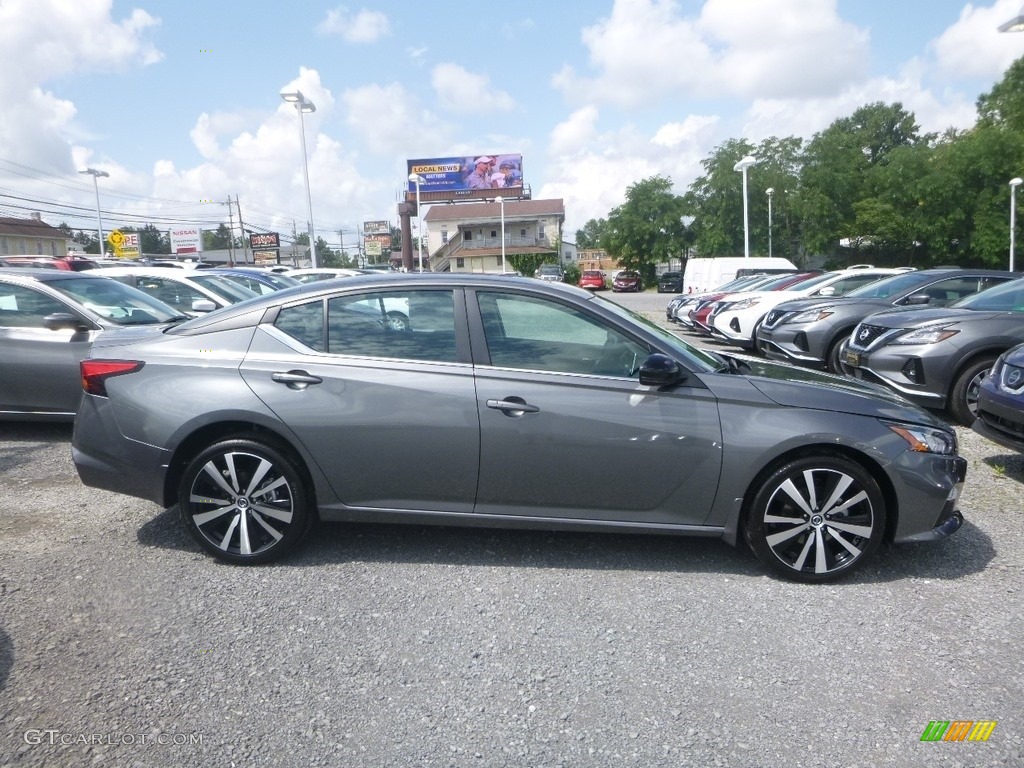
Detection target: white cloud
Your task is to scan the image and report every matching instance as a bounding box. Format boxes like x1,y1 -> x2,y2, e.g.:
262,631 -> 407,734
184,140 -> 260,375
342,82 -> 450,156
431,63 -> 516,114
930,0 -> 1024,80
0,0 -> 161,172
554,0 -> 868,106
316,7 -> 391,43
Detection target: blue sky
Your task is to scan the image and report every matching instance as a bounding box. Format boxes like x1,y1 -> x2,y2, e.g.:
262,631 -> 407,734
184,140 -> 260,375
2,0 -> 1024,249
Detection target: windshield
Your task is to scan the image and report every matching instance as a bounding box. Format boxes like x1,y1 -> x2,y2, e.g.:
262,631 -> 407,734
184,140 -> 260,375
591,294 -> 720,372
846,271 -> 926,300
538,265 -> 561,274
953,277 -> 1024,311
189,274 -> 261,302
50,276 -> 184,325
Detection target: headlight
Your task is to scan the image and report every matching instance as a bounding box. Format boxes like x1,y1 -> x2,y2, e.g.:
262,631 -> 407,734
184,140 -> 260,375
730,298 -> 760,310
891,324 -> 960,345
885,422 -> 957,455
789,307 -> 835,324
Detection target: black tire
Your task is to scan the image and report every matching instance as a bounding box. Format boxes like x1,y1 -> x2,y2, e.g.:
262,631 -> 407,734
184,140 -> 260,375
385,310 -> 409,331
826,335 -> 848,374
949,357 -> 996,426
745,454 -> 885,583
178,438 -> 313,564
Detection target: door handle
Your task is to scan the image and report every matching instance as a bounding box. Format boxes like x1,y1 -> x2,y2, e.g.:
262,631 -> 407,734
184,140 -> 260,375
271,370 -> 323,389
486,397 -> 540,416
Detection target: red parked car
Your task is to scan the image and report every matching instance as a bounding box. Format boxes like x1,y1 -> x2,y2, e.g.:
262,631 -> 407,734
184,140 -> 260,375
578,270 -> 607,290
613,270 -> 644,292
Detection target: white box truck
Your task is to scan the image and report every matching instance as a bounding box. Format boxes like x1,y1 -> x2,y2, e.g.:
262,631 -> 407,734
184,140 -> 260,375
682,257 -> 798,294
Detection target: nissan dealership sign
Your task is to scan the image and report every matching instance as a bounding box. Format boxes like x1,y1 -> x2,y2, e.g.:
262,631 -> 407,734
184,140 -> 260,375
170,227 -> 202,254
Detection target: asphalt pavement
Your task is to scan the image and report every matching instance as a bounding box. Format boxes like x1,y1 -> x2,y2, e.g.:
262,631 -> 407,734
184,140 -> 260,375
0,288 -> 1022,767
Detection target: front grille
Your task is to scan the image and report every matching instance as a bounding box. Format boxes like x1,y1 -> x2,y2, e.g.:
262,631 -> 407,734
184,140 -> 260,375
849,323 -> 888,350
980,410 -> 1024,440
763,308 -> 786,328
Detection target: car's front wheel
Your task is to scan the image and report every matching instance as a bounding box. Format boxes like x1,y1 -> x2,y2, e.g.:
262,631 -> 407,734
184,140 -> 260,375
949,357 -> 996,426
745,454 -> 885,583
178,438 -> 313,564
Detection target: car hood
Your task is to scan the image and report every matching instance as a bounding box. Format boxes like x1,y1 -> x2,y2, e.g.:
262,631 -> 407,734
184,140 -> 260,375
722,354 -> 947,426
861,306 -> 997,329
774,296 -> 891,313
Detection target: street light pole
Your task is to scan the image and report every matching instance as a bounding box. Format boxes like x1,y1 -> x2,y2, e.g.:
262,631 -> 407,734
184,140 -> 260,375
733,155 -> 757,258
79,168 -> 109,257
1011,177 -> 1022,272
496,196 -> 506,273
766,187 -> 774,258
408,173 -> 425,271
280,90 -> 318,268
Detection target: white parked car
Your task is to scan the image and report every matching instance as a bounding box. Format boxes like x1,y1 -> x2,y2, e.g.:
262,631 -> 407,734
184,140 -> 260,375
285,268 -> 368,284
707,267 -> 910,351
92,267 -> 259,316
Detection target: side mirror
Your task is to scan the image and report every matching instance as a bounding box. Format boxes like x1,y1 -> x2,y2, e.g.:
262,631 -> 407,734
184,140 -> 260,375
639,353 -> 686,387
902,293 -> 931,306
815,286 -> 836,297
191,299 -> 218,313
43,312 -> 91,332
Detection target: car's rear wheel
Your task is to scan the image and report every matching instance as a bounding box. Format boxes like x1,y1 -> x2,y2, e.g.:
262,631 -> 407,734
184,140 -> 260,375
949,357 -> 996,426
178,438 -> 313,564
745,454 -> 885,583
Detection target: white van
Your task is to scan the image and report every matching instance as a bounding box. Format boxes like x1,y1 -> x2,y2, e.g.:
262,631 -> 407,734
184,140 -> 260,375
683,257 -> 797,294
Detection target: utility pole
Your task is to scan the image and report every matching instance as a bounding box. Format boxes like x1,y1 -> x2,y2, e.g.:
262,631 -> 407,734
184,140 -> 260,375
292,220 -> 298,267
223,199 -> 236,264
339,229 -> 345,265
235,195 -> 249,265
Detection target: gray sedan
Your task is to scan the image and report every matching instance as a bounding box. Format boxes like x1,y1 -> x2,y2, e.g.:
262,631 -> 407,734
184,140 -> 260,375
0,268 -> 187,421
72,274 -> 967,583
758,269 -> 1015,373
843,277 -> 1024,425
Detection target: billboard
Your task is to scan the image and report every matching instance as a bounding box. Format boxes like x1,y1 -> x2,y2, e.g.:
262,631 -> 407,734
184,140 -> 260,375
363,220 -> 390,235
107,230 -> 140,259
250,232 -> 280,249
364,233 -> 392,253
407,154 -> 523,193
170,226 -> 202,254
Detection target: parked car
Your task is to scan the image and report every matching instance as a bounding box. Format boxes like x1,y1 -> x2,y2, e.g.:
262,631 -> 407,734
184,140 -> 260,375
972,342 -> 1024,453
72,274 -> 966,583
286,268 -> 368,284
707,268 -> 906,350
688,272 -> 823,336
96,266 -> 259,316
534,264 -> 564,283
667,274 -> 786,325
0,268 -> 186,421
0,256 -> 72,270
758,269 -> 1016,373
207,268 -> 303,295
842,277 -> 1024,425
578,270 -> 607,290
658,272 -> 683,293
612,270 -> 644,292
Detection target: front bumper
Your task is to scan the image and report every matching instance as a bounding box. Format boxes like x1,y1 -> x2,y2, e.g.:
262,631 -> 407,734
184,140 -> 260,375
892,454 -> 967,544
757,324 -> 830,366
973,393 -> 1024,453
842,345 -> 948,407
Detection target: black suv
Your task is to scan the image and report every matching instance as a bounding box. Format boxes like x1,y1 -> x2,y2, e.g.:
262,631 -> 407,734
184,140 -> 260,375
658,272 -> 683,293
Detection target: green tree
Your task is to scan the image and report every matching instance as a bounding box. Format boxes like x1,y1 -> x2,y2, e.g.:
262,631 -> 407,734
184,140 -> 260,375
575,218 -> 608,249
685,138 -> 756,256
603,176 -> 689,285
203,223 -> 235,251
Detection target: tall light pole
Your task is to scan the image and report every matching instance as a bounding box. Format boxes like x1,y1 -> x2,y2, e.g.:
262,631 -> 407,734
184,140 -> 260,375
79,168 -> 109,257
496,196 -> 506,274
408,173 -> 425,271
999,6 -> 1024,31
766,187 -> 774,258
280,90 -> 318,268
733,155 -> 757,258
1011,177 -> 1022,272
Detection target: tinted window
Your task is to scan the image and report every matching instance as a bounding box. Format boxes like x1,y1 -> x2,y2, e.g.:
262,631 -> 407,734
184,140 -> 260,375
327,290 -> 457,362
477,291 -> 648,377
0,284 -> 67,327
275,300 -> 325,351
954,278 -> 1024,311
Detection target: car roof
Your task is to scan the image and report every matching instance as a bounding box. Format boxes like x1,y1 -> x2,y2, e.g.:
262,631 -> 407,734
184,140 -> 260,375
167,273 -> 592,334
0,267 -> 109,284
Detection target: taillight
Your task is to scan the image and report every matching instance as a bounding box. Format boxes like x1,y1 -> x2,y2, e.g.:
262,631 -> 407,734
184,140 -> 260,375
80,360 -> 144,396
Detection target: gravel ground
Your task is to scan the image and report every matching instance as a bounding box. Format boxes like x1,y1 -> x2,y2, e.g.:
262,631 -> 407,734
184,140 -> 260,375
1,289 -> 1022,767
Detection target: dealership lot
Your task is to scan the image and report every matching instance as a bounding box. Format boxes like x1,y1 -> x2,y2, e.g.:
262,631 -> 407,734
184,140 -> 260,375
1,291 -> 1023,766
